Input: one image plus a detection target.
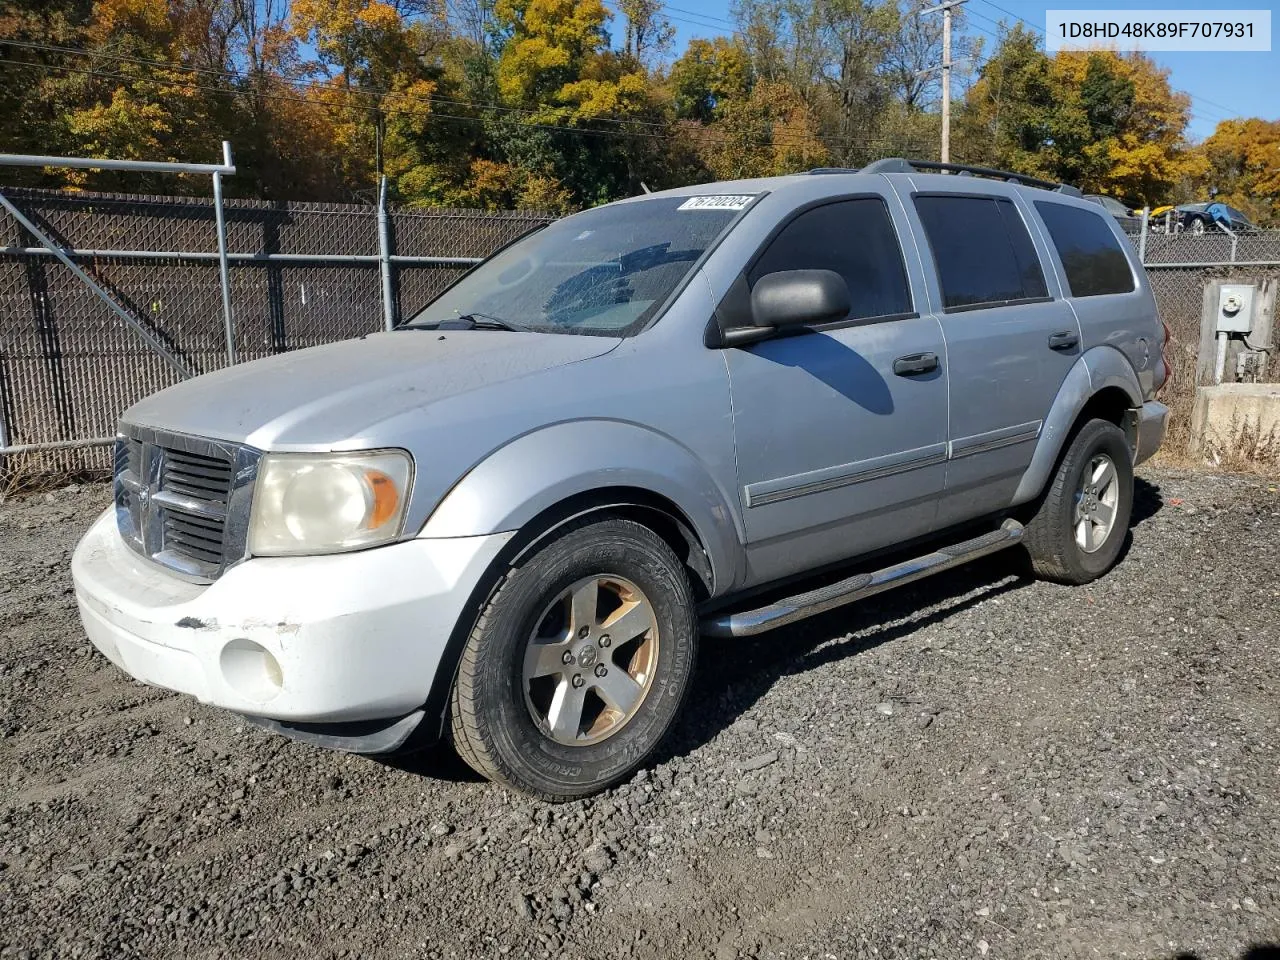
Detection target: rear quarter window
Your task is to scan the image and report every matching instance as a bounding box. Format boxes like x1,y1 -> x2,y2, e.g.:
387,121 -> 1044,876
1034,202 -> 1136,298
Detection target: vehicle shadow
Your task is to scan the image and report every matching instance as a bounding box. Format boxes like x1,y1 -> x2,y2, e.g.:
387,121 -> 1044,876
659,549 -> 1033,765
658,478 -> 1167,766
387,478 -> 1167,788
1133,475 -> 1163,525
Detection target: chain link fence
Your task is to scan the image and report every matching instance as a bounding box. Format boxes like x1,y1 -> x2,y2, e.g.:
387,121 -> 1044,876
1130,228 -> 1280,457
0,188 -> 550,478
3,184 -> 1279,480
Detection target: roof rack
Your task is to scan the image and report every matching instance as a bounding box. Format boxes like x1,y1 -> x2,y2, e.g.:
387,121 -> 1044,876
857,158 -> 1083,197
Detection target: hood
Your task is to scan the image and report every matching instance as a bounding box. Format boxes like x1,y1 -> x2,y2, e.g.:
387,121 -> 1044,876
123,330 -> 620,449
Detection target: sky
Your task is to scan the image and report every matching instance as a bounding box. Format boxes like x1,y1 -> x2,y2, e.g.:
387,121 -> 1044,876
639,0 -> 1280,140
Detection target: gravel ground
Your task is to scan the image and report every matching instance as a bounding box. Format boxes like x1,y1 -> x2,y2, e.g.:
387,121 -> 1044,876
2,468 -> 1278,960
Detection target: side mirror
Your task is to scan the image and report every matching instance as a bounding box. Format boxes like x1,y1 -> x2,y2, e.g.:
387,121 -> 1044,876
750,269 -> 851,329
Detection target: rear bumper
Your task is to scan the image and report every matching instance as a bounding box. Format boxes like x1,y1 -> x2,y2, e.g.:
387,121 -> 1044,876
72,508 -> 512,726
1134,400 -> 1168,466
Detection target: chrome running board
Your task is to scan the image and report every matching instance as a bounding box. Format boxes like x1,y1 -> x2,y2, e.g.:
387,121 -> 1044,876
701,519 -> 1025,638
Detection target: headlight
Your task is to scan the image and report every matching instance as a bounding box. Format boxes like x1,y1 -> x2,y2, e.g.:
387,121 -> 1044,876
248,450 -> 413,556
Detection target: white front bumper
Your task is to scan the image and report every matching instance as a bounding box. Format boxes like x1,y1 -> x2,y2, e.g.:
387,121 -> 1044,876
71,509 -> 512,723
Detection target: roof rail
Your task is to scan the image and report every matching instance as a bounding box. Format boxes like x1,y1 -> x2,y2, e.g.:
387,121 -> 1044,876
860,158 -> 1083,197
806,167 -> 862,175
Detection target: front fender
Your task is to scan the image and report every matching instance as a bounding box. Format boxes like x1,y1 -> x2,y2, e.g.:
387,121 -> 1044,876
418,419 -> 744,595
1012,347 -> 1142,504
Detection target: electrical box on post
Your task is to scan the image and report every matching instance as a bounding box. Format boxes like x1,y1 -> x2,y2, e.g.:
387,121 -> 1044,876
1217,284 -> 1256,334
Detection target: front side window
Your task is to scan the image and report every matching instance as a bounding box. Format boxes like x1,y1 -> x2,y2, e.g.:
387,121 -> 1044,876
1034,201 -> 1135,298
747,198 -> 913,322
914,195 -> 1048,311
404,195 -> 751,336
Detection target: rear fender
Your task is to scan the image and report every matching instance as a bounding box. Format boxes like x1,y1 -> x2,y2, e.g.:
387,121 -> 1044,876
1013,348 -> 1142,504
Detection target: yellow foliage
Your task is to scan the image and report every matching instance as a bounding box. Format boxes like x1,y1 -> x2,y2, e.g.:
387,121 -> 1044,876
960,38 -> 1202,204
495,0 -> 613,109
88,0 -> 170,38
1194,118 -> 1280,224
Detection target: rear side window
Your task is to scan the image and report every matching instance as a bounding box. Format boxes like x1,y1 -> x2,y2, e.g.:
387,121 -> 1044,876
1035,202 -> 1135,297
914,195 -> 1048,311
748,198 -> 912,322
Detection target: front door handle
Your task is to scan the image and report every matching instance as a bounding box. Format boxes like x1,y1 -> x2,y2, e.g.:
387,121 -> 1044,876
893,352 -> 939,376
1048,330 -> 1080,351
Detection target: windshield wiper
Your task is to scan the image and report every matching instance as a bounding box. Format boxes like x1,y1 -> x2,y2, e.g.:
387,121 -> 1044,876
402,313 -> 531,333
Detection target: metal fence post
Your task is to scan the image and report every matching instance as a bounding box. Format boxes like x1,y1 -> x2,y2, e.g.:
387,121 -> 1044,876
1139,207 -> 1149,265
212,141 -> 237,365
377,176 -> 396,331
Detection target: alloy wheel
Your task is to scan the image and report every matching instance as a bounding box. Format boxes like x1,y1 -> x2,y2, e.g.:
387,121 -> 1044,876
522,576 -> 660,746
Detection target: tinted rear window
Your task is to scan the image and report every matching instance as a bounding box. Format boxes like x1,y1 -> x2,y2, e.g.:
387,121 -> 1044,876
1035,202 -> 1135,298
914,195 -> 1048,310
748,198 -> 912,321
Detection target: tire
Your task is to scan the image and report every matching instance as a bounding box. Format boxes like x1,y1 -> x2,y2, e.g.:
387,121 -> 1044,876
1190,216 -> 1207,235
1022,418 -> 1133,585
449,517 -> 697,800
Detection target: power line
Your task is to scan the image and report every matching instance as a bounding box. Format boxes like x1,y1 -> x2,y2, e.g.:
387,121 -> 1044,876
662,4 -> 736,28
0,55 -> 935,155
974,0 -> 1035,30
971,0 -> 1244,122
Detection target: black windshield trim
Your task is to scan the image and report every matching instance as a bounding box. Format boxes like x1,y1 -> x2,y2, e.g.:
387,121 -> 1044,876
398,222 -> 550,329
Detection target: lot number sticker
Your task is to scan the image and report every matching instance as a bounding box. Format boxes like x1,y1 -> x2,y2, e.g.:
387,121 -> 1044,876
677,195 -> 756,211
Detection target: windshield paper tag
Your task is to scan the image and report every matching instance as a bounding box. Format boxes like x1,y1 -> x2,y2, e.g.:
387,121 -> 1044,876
677,195 -> 755,211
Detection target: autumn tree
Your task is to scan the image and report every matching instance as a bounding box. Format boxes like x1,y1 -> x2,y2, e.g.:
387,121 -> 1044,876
0,0 -> 1249,213
669,37 -> 751,123
956,28 -> 1202,205
485,0 -> 674,205
1194,119 -> 1280,224
617,0 -> 675,69
46,0 -> 233,192
0,0 -> 93,186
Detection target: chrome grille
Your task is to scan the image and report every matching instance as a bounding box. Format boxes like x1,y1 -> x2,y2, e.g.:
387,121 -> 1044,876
163,511 -> 226,566
161,448 -> 234,503
113,425 -> 258,581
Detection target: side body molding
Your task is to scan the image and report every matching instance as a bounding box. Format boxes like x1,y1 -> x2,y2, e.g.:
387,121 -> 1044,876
1012,346 -> 1143,505
418,419 -> 745,595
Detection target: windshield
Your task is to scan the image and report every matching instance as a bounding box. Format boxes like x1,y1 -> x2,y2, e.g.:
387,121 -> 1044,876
403,195 -> 753,337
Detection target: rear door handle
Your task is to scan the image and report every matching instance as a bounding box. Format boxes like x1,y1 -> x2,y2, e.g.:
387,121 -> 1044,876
1048,330 -> 1079,351
893,352 -> 939,376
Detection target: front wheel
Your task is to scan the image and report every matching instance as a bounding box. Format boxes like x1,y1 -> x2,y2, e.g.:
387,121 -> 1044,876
1022,418 -> 1134,585
449,517 -> 697,800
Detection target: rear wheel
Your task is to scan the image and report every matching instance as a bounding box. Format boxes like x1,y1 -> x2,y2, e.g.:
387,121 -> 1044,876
1022,418 -> 1133,585
449,517 -> 696,800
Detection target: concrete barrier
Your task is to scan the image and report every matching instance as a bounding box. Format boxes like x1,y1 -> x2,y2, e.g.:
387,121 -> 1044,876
1190,383 -> 1280,460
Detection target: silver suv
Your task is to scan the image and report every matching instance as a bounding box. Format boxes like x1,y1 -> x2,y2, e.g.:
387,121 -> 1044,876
71,159 -> 1169,799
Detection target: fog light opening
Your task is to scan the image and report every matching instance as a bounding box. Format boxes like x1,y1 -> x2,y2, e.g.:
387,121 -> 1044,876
219,638 -> 284,703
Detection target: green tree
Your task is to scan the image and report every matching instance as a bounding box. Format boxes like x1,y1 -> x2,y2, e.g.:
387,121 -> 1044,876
669,37 -> 751,123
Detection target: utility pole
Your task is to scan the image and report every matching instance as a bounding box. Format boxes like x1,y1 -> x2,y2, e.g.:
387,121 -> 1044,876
921,0 -> 967,164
